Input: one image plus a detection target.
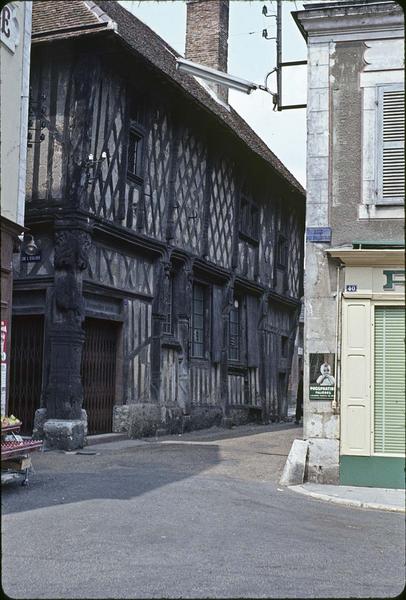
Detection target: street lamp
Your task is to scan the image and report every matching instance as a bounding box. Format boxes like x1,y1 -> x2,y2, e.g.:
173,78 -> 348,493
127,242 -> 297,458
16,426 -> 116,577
176,58 -> 259,95
176,57 -> 278,108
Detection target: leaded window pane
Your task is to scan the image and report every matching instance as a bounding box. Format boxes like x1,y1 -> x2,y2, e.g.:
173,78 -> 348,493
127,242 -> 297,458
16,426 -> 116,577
192,284 -> 205,358
162,277 -> 173,335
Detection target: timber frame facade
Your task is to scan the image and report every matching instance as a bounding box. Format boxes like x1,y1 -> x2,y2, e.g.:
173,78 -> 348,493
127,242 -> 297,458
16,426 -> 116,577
10,1 -> 305,445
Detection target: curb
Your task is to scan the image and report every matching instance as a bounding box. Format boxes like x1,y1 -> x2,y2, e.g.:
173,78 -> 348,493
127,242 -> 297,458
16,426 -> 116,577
289,485 -> 405,513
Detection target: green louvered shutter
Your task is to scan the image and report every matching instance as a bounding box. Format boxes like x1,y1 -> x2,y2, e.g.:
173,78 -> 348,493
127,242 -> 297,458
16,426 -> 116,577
374,306 -> 405,454
377,85 -> 405,204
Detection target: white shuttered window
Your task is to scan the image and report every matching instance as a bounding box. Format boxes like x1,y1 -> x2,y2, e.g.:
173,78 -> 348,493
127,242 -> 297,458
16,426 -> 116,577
377,85 -> 405,205
374,306 -> 405,454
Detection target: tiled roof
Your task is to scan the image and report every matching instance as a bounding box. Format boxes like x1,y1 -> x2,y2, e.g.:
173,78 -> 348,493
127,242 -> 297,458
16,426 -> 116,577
31,0 -> 305,197
32,0 -> 108,35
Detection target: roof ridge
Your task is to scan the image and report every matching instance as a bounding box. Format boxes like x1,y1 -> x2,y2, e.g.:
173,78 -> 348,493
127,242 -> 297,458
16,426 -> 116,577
83,0 -> 117,28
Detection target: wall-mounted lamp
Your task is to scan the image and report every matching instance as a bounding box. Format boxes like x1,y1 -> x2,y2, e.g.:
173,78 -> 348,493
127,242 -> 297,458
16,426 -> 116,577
86,151 -> 107,184
24,234 -> 40,256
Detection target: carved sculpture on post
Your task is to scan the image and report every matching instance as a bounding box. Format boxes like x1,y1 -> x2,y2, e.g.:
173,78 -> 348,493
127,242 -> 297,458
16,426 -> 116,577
177,259 -> 194,419
41,219 -> 92,449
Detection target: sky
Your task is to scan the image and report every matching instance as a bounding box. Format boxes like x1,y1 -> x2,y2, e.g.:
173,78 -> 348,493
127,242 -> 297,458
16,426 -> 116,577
118,0 -> 308,186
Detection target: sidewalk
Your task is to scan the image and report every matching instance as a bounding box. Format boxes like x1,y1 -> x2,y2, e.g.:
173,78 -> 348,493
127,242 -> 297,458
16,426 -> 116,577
289,482 -> 405,512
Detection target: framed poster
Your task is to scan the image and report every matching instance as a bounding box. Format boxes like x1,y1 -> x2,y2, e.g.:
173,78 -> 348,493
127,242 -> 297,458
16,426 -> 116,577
1,320 -> 7,415
309,353 -> 335,401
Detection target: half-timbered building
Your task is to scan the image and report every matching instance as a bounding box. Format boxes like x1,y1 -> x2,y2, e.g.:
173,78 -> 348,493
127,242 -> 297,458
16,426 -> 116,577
10,0 -> 305,449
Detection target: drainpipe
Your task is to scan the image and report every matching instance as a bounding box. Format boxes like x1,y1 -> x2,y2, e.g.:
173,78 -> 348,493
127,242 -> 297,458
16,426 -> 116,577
332,264 -> 343,413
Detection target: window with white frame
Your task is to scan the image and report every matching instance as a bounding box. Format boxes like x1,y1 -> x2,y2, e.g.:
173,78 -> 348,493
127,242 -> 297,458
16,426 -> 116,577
376,84 -> 404,205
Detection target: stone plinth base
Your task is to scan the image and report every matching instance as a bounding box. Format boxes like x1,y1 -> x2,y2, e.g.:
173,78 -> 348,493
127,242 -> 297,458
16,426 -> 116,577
43,419 -> 86,451
33,409 -> 87,442
222,417 -> 233,429
128,404 -> 162,438
306,438 -> 339,484
115,404 -> 224,438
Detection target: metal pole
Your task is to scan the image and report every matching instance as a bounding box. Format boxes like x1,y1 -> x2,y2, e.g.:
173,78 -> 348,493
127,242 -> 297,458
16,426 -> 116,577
276,0 -> 282,111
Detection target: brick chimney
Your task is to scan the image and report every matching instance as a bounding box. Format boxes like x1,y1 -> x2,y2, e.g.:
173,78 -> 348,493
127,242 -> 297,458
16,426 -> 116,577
185,0 -> 230,103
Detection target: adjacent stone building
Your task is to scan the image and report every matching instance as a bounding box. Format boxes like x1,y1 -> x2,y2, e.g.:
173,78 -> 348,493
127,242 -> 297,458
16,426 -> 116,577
0,1 -> 32,417
293,0 -> 404,487
9,0 -> 305,449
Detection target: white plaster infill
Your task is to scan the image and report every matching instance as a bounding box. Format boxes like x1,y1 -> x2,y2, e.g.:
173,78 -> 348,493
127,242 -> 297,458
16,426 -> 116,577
289,483 -> 405,513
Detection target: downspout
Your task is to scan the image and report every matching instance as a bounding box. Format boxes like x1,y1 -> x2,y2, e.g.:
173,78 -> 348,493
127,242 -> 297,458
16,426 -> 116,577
17,1 -> 32,226
332,263 -> 343,412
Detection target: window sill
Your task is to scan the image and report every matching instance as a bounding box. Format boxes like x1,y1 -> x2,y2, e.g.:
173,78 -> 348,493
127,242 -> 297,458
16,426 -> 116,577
239,232 -> 259,246
228,363 -> 247,374
161,336 -> 182,351
358,204 -> 404,220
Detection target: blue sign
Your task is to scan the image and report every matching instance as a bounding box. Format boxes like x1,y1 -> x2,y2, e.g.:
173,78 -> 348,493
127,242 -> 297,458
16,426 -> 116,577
21,253 -> 41,263
346,284 -> 357,292
306,227 -> 332,243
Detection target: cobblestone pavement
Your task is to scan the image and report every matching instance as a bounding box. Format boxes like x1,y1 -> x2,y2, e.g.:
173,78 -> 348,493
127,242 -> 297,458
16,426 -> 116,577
2,423 -> 405,598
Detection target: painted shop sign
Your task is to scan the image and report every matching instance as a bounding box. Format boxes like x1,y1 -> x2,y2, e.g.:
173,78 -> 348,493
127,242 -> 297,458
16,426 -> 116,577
309,353 -> 335,401
1,4 -> 20,53
383,270 -> 405,290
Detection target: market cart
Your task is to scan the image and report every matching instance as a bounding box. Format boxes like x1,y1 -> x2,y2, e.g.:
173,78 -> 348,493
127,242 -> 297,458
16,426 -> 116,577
1,421 -> 43,486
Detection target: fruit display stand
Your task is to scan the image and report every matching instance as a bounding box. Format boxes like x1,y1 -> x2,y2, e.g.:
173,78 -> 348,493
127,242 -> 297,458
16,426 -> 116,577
1,420 -> 43,486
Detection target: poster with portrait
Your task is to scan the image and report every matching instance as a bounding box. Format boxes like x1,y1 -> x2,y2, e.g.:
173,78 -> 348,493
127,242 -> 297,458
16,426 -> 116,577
1,320 -> 7,416
309,353 -> 335,401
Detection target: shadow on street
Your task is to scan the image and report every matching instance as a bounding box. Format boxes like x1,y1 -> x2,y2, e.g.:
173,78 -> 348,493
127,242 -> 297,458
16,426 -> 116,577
1,442 -> 222,515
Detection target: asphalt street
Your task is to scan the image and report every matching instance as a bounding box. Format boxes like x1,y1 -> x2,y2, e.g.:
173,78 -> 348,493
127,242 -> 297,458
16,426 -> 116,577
2,423 -> 405,599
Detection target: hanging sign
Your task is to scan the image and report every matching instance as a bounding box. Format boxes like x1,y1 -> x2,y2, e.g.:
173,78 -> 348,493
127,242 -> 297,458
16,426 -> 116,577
309,353 -> 335,401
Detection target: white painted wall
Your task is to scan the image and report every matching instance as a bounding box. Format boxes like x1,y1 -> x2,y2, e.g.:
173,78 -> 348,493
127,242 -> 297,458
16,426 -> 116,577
0,1 -> 32,226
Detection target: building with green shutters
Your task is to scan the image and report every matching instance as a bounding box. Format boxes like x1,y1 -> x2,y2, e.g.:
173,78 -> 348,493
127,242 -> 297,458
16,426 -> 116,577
293,1 -> 405,488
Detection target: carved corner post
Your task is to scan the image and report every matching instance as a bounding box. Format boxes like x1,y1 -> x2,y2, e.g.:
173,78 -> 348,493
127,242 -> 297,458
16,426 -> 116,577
150,253 -> 172,404
177,259 -> 193,418
220,275 -> 234,428
41,217 -> 91,450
